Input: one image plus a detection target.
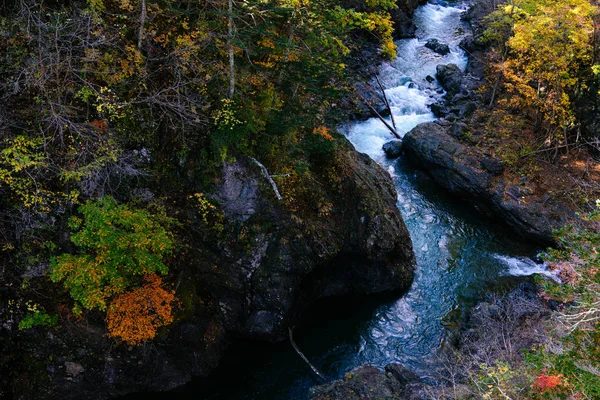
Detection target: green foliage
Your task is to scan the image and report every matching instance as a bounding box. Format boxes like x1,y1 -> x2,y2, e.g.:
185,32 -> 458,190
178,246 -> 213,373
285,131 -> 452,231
50,197 -> 174,311
18,305 -> 58,330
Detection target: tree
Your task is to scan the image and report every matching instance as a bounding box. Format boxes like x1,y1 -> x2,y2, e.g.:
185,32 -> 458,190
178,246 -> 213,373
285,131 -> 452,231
492,0 -> 596,149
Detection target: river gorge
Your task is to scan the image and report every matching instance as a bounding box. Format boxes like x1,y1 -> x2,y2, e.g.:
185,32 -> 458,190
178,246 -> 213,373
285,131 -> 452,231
124,1 -> 555,398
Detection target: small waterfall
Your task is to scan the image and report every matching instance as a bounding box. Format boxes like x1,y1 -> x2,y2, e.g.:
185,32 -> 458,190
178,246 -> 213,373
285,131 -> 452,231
494,255 -> 560,282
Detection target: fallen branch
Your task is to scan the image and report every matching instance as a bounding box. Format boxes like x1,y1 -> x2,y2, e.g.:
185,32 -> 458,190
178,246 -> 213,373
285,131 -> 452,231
375,74 -> 397,132
288,327 -> 327,382
250,157 -> 283,200
356,90 -> 401,139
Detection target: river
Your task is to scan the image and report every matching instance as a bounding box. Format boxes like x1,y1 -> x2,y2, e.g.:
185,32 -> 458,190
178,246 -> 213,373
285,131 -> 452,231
125,1 -> 552,399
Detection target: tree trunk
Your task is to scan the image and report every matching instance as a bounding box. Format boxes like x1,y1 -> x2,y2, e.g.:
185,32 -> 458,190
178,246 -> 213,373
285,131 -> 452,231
356,90 -> 401,139
375,74 -> 397,131
228,0 -> 235,98
288,327 -> 327,382
276,22 -> 294,88
137,0 -> 146,50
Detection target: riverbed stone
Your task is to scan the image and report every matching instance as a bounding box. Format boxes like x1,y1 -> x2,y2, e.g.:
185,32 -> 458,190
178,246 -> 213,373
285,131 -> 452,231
382,140 -> 403,158
436,63 -> 463,96
310,363 -> 426,400
429,102 -> 447,117
425,39 -> 450,55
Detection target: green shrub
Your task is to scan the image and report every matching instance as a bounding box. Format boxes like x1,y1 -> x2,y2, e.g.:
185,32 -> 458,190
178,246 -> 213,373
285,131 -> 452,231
50,196 -> 174,312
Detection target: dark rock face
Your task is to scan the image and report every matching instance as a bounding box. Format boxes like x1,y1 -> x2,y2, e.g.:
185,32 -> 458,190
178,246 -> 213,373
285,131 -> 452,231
425,38 -> 450,55
310,364 -> 428,400
8,138 -> 416,400
389,0 -> 427,38
436,63 -> 464,96
460,0 -> 496,77
402,122 -> 572,245
430,102 -> 447,117
220,147 -> 416,342
383,140 -> 403,158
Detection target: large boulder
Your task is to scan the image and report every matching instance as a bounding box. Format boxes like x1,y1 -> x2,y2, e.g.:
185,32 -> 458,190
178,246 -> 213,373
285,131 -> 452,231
436,63 -> 463,96
383,140 -> 403,158
402,122 -> 572,245
214,145 -> 416,341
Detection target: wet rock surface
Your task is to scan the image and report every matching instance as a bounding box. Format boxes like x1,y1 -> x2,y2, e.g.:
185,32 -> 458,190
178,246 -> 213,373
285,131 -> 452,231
425,38 -> 450,55
383,140 -> 403,158
436,63 -> 463,96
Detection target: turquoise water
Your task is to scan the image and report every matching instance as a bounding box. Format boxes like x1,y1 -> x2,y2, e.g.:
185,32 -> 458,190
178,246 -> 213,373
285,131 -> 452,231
125,2 -> 553,399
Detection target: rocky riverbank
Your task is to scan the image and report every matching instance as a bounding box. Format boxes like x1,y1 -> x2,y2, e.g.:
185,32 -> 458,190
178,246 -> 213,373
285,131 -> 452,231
310,363 -> 429,400
309,282 -> 551,400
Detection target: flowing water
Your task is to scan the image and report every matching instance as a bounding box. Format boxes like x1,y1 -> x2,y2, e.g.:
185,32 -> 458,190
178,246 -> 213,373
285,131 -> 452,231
126,2 -> 557,399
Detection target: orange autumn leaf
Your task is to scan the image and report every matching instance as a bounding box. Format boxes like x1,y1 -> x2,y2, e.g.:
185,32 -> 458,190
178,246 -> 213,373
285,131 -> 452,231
533,373 -> 563,393
106,275 -> 176,345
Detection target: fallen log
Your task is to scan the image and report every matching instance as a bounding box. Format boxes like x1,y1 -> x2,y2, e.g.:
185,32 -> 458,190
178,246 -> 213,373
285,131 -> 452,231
355,90 -> 401,140
288,327 -> 328,382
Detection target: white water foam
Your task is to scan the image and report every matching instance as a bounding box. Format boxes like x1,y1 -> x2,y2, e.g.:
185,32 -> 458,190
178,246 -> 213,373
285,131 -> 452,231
494,254 -> 561,282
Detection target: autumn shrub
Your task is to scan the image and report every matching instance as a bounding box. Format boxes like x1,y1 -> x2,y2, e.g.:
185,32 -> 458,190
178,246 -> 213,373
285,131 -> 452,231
532,373 -> 563,393
50,196 -> 174,312
106,275 -> 176,345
